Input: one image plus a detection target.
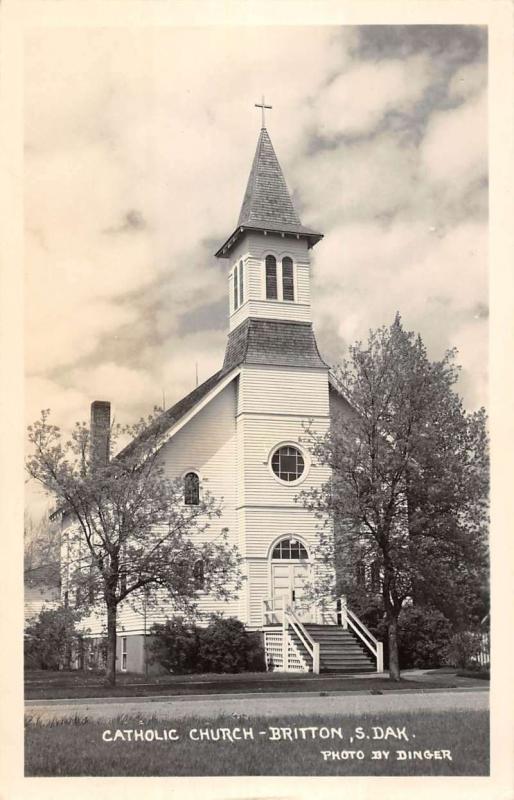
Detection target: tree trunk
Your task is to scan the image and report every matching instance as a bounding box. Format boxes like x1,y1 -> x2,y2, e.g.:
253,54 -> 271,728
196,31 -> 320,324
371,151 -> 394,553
387,614 -> 401,681
105,602 -> 117,687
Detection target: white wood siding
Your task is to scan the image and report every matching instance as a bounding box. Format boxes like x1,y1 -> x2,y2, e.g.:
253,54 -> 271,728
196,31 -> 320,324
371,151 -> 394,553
247,560 -> 269,627
237,415 -> 330,508
236,365 -> 331,625
231,300 -> 310,329
239,365 -> 329,416
229,232 -> 313,330
242,231 -> 311,261
243,508 -> 325,559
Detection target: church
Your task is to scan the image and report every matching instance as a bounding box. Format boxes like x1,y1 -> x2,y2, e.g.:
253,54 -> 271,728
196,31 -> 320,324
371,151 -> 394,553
77,114 -> 382,676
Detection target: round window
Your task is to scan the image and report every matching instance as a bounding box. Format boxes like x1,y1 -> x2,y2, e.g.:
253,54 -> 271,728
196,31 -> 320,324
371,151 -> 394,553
271,445 -> 305,483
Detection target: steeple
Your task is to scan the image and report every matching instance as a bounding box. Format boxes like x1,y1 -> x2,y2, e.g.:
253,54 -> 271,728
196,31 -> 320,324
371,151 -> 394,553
215,127 -> 322,259
217,121 -> 323,335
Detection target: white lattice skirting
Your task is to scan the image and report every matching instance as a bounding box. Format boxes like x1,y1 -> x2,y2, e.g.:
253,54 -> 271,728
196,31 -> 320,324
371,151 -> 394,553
263,629 -> 310,672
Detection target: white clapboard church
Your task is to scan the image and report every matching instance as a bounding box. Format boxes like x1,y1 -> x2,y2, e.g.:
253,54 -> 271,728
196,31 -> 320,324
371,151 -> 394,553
74,113 -> 383,675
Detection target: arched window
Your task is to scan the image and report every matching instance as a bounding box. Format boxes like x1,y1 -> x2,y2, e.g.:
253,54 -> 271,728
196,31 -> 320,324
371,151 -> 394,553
265,255 -> 277,299
282,256 -> 294,301
184,472 -> 200,505
233,264 -> 239,310
193,559 -> 205,590
272,537 -> 308,560
239,259 -> 244,305
271,445 -> 305,482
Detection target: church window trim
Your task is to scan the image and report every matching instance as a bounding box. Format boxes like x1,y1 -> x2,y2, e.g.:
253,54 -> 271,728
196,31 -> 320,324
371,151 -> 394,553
193,558 -> 205,592
263,251 -> 297,303
121,636 -> 127,672
183,470 -> 201,505
270,536 -> 309,561
265,254 -> 278,300
282,256 -> 295,302
268,441 -> 309,486
239,259 -> 244,306
233,264 -> 239,311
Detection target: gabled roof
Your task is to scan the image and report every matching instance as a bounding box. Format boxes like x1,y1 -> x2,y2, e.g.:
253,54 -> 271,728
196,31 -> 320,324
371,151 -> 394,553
215,127 -> 322,258
224,317 -> 328,371
119,368 -> 234,461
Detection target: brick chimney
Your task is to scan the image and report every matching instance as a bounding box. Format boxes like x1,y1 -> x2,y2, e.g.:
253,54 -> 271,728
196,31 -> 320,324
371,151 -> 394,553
90,401 -> 111,469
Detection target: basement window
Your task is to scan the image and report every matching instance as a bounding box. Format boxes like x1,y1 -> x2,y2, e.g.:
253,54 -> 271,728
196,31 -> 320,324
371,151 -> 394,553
121,637 -> 127,672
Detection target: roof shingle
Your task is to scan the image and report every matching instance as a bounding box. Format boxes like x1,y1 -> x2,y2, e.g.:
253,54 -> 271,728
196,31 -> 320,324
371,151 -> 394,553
215,128 -> 322,257
224,317 -> 328,371
238,128 -> 301,228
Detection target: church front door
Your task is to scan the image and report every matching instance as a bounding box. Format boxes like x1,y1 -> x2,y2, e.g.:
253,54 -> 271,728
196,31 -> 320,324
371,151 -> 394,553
271,562 -> 311,622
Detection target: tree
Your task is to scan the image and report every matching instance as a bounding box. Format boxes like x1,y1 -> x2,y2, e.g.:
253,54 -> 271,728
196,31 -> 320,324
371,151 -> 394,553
24,511 -> 60,589
24,605 -> 82,671
301,314 -> 489,681
26,409 -> 242,686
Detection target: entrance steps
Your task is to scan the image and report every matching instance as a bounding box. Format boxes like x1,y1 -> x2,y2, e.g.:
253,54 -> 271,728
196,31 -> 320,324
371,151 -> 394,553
289,625 -> 375,673
306,625 -> 375,672
262,597 -> 382,673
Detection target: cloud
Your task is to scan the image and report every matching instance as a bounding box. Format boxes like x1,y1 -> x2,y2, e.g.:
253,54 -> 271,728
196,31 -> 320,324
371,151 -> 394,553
420,91 -> 487,186
314,55 -> 433,138
24,23 -> 488,500
448,62 -> 487,101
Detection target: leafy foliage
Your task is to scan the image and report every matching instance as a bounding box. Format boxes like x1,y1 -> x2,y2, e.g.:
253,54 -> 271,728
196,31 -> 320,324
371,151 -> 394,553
301,314 -> 489,679
149,615 -> 266,674
395,605 -> 453,669
147,618 -> 201,674
24,512 -> 60,589
24,606 -> 82,670
442,630 -> 488,670
26,408 -> 243,684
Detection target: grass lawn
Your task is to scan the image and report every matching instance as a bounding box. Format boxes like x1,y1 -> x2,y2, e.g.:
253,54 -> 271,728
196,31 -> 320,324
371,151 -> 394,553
24,668 -> 477,700
25,708 -> 489,776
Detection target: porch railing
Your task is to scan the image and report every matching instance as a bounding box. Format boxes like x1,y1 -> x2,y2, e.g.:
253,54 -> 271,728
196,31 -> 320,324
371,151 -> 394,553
345,607 -> 383,672
262,595 -> 383,673
285,602 -> 320,673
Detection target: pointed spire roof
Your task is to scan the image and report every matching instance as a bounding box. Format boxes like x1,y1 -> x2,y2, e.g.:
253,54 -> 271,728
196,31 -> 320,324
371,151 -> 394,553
238,128 -> 302,228
215,127 -> 322,258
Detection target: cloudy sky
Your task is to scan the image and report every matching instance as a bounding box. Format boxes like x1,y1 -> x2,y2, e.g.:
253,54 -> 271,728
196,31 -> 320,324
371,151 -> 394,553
25,25 -> 487,514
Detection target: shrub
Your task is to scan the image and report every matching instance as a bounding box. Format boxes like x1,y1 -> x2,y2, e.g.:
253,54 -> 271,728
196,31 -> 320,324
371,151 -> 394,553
198,615 -> 265,673
148,618 -> 201,674
442,630 -> 484,670
149,615 -> 266,674
396,605 -> 453,669
24,606 -> 80,670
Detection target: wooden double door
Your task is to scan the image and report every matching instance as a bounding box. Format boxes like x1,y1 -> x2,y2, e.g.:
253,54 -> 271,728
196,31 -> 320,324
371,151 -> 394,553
271,561 -> 311,621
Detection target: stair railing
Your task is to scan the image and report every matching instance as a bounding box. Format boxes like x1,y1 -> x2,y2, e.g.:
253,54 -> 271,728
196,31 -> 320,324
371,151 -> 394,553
342,604 -> 384,672
262,596 -> 284,626
284,602 -> 320,674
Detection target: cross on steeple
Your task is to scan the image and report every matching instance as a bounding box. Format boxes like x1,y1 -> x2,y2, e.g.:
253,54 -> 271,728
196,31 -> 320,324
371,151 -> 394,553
254,95 -> 272,128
